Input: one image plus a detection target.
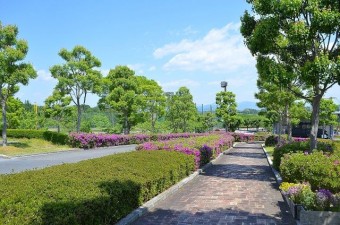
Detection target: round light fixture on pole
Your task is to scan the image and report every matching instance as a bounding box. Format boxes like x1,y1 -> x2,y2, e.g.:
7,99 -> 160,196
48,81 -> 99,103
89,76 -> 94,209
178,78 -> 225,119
221,81 -> 228,92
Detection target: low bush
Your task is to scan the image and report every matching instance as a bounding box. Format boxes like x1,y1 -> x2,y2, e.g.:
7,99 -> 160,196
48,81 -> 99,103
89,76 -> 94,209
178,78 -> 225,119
265,135 -> 277,146
272,141 -> 335,170
136,134 -> 234,169
280,152 -> 340,193
0,150 -> 194,225
1,129 -> 69,145
254,132 -> 270,141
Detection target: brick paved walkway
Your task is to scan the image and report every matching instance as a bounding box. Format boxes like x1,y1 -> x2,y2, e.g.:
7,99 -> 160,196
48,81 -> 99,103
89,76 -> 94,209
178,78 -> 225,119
132,142 -> 295,225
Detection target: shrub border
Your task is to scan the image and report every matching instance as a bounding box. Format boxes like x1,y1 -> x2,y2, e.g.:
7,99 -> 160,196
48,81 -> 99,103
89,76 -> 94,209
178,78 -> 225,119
116,145 -> 234,225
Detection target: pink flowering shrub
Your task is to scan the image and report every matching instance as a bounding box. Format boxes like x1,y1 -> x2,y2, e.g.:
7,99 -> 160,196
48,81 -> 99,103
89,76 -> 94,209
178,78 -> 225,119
69,132 -> 205,149
229,132 -> 255,142
136,134 -> 234,169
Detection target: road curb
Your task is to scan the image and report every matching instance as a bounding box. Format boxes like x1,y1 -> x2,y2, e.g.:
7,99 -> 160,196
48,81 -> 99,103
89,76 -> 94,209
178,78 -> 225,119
0,154 -> 11,159
116,145 -> 234,225
261,144 -> 282,185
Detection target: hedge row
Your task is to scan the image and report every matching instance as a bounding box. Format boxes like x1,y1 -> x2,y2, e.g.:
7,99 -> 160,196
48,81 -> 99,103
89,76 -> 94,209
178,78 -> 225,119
136,134 -> 234,169
280,152 -> 340,193
1,129 -> 69,145
0,150 -> 194,224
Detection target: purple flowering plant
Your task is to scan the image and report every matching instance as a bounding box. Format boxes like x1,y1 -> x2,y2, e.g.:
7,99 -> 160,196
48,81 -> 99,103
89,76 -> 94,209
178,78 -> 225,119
136,134 -> 234,169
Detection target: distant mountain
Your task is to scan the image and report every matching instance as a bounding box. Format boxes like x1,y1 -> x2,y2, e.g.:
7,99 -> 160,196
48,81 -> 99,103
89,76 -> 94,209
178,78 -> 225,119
237,101 -> 259,111
196,101 -> 258,112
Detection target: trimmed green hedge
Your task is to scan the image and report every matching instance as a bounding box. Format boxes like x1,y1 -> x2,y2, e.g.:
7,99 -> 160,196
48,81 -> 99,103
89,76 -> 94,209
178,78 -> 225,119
1,129 -> 69,145
0,150 -> 194,225
272,141 -> 335,170
280,152 -> 340,192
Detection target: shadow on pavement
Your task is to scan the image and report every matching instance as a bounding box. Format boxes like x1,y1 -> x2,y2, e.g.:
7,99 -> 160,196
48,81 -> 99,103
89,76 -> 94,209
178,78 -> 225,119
133,205 -> 295,225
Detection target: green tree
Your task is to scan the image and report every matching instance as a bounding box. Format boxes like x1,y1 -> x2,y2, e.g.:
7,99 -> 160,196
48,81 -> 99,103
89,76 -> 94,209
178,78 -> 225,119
255,76 -> 296,141
100,66 -> 142,134
202,112 -> 216,132
4,97 -> 24,129
290,101 -> 309,126
241,0 -> 340,150
0,22 -> 37,146
243,118 -> 252,131
319,98 -> 338,137
137,76 -> 166,133
50,45 -> 102,132
229,115 -> 244,132
44,90 -> 72,133
166,87 -> 198,133
250,118 -> 261,132
215,91 -> 237,132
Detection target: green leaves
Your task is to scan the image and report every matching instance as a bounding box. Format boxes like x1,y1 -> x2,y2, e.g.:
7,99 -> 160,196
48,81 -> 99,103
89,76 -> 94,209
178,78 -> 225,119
50,45 -> 102,132
166,87 -> 198,133
215,91 -> 237,131
0,21 -> 37,145
100,66 -> 142,134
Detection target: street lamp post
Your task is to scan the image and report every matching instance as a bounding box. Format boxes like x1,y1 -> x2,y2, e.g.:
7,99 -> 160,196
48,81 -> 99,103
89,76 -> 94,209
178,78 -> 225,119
221,81 -> 228,92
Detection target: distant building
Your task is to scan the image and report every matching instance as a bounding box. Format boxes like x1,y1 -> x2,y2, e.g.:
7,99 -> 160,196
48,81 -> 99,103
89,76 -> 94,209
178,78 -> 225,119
292,122 -> 331,139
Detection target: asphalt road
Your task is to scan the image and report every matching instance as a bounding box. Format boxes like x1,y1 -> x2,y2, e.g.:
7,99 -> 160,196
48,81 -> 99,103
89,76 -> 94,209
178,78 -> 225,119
0,145 -> 137,174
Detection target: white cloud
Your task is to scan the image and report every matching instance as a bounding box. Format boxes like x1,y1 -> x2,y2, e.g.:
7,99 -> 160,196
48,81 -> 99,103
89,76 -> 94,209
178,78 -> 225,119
154,23 -> 255,73
158,79 -> 200,90
37,70 -> 55,82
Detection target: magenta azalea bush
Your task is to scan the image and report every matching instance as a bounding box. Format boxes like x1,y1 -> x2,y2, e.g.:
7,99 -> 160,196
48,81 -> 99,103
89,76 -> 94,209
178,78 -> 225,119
229,132 -> 254,142
69,132 -> 205,149
136,134 -> 234,169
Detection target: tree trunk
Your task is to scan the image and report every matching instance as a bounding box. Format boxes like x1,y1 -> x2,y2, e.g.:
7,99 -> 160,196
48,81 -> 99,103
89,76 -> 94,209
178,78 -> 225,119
76,99 -> 82,133
278,114 -> 282,144
310,95 -> 322,151
124,114 -> 129,135
1,98 -> 7,147
285,104 -> 292,142
151,114 -> 156,133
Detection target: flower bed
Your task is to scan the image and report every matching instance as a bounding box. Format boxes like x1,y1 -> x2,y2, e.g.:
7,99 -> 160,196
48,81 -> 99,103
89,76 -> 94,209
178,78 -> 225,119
229,132 -> 254,142
136,134 -> 234,169
280,182 -> 340,224
68,132 -> 205,149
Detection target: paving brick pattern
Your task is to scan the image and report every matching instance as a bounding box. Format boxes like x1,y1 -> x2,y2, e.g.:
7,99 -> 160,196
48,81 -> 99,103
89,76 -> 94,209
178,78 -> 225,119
132,142 -> 295,225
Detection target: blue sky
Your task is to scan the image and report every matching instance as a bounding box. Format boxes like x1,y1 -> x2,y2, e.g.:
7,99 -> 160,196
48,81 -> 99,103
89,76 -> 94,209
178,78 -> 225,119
1,0 -> 340,107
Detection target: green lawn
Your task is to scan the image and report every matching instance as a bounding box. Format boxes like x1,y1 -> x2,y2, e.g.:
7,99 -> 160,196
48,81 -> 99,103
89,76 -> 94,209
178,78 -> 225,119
0,138 -> 72,156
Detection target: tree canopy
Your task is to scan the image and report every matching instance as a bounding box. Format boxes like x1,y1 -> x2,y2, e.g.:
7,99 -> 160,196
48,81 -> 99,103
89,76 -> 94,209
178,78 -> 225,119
100,66 -> 143,134
50,45 -> 102,132
0,22 -> 37,145
215,91 -> 237,132
241,0 -> 340,150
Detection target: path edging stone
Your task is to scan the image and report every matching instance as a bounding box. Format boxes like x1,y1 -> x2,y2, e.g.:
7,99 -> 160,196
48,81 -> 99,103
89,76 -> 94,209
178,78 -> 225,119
262,144 -> 282,185
262,144 -> 300,224
116,145 -> 234,225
